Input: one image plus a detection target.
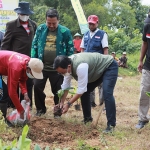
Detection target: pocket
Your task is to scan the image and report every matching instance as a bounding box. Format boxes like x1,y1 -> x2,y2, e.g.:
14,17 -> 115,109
93,39 -> 101,48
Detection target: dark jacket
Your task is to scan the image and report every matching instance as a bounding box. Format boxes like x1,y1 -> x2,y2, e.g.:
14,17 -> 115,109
1,18 -> 37,56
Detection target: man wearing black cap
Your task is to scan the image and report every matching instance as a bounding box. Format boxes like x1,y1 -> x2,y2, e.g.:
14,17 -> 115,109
1,1 -> 37,108
136,9 -> 150,129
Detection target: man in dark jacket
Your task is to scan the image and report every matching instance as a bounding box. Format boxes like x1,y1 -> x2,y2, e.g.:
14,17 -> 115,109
1,1 -> 37,108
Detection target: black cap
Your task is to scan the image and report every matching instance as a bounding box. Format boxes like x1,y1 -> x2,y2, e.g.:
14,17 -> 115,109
144,9 -> 150,23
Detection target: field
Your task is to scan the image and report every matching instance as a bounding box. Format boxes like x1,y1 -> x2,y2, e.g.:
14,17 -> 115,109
2,73 -> 150,150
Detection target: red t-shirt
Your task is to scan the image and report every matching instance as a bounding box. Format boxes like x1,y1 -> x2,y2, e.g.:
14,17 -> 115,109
73,39 -> 82,52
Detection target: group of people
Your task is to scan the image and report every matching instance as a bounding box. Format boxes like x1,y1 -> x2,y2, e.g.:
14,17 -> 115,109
0,1 -> 150,132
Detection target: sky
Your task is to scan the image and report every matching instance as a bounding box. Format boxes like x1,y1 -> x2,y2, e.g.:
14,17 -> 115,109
141,0 -> 150,6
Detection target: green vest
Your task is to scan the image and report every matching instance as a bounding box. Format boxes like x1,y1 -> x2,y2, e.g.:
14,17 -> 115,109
69,53 -> 114,83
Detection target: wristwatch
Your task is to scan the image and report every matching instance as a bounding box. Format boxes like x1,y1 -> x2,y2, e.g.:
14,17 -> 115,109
67,101 -> 72,107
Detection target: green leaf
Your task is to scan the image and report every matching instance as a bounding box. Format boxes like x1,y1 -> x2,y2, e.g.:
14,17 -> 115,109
146,92 -> 150,97
34,144 -> 42,150
45,146 -> 50,150
17,125 -> 31,150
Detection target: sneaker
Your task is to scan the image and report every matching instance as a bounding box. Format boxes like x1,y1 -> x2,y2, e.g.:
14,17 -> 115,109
135,120 -> 149,129
103,125 -> 115,133
35,110 -> 46,116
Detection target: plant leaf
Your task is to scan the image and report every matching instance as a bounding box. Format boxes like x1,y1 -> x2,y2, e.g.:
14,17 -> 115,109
146,92 -> 150,97
34,144 -> 42,150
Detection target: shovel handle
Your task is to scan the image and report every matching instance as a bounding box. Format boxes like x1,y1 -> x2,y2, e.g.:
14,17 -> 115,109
92,103 -> 105,128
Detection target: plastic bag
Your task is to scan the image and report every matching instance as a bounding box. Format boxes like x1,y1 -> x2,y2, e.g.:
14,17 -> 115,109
7,100 -> 30,126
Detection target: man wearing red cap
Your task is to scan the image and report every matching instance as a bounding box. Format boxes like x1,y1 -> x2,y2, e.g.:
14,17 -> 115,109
80,15 -> 108,106
80,15 -> 115,132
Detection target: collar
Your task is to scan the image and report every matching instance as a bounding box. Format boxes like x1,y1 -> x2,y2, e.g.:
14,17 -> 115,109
89,28 -> 99,34
17,17 -> 32,27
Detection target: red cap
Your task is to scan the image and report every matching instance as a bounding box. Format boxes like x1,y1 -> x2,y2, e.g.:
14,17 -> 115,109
88,15 -> 99,24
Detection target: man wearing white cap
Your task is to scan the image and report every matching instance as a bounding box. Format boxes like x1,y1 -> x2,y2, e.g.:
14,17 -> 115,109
118,51 -> 128,68
0,51 -> 43,126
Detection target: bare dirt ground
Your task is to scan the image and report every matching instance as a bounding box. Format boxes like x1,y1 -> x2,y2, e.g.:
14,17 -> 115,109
5,74 -> 150,149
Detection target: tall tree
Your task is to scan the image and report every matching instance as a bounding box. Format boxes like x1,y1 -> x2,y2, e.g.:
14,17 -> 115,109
109,0 -> 136,36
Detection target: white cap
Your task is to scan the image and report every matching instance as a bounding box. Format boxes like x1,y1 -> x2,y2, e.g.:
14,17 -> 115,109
123,52 -> 126,54
28,58 -> 43,79
112,52 -> 115,54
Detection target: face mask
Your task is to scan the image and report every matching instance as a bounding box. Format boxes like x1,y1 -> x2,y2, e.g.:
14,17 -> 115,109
19,15 -> 29,22
26,72 -> 34,79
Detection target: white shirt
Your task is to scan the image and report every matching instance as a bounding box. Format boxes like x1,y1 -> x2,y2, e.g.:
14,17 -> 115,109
80,28 -> 108,49
61,63 -> 88,94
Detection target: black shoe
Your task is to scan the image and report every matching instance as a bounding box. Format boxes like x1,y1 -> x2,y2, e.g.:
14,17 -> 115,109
135,120 -> 149,129
103,125 -> 115,133
83,117 -> 93,124
91,102 -> 97,107
35,110 -> 46,116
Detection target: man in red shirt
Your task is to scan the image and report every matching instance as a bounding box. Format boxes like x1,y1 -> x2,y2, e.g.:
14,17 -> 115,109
0,51 -> 43,126
73,33 -> 82,53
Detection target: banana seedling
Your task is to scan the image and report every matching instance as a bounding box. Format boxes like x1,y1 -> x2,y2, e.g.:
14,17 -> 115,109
54,87 -> 75,116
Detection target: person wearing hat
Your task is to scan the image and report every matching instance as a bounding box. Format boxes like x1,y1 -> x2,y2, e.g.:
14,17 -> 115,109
0,50 -> 43,127
1,1 -> 37,108
118,52 -> 128,68
135,9 -> 150,129
31,8 -> 74,117
80,15 -> 109,107
73,33 -> 82,53
111,52 -> 119,62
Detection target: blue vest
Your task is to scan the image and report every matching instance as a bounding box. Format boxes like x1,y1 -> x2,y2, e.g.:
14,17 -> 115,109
83,30 -> 105,54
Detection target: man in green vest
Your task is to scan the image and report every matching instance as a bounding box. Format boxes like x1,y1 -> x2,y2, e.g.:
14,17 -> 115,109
53,53 -> 118,133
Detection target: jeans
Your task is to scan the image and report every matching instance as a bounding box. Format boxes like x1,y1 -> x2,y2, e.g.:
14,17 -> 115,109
81,60 -> 118,126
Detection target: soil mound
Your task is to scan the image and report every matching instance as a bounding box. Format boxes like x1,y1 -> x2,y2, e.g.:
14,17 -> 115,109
28,117 -> 99,144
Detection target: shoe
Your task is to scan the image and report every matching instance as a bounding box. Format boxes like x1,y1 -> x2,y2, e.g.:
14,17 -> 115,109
82,117 -> 93,124
91,102 -> 97,107
103,125 -> 115,133
135,120 -> 149,129
35,110 -> 46,116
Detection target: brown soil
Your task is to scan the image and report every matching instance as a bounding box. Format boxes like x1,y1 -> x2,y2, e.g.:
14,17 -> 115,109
28,117 -> 99,144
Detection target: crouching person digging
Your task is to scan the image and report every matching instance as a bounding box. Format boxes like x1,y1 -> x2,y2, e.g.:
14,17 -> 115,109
0,51 -> 43,127
53,53 -> 118,133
